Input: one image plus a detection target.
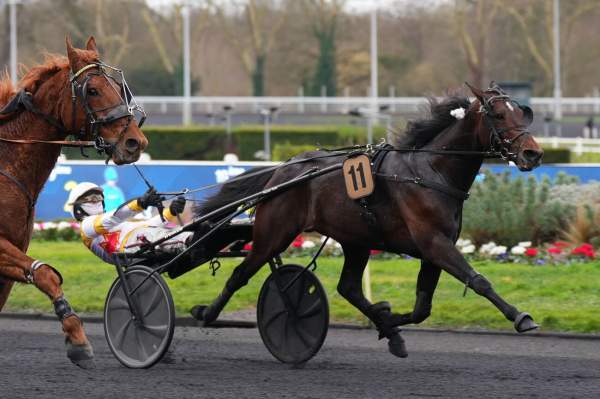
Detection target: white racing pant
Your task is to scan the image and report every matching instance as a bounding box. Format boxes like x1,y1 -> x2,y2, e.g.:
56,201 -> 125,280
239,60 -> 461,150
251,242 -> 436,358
122,227 -> 194,254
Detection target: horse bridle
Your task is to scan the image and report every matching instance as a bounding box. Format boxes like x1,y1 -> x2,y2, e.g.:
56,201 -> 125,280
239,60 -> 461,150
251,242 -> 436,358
69,61 -> 146,156
479,87 -> 534,162
0,60 -> 146,210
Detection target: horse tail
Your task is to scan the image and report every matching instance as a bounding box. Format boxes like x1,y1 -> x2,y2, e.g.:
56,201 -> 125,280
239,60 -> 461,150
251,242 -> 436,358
195,166 -> 276,217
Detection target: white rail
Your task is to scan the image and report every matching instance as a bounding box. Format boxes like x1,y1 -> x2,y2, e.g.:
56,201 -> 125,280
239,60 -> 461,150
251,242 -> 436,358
136,96 -> 600,115
536,137 -> 600,155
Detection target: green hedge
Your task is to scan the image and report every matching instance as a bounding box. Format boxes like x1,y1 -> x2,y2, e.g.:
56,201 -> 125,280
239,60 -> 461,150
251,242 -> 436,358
61,125 -> 572,163
233,125 -> 339,160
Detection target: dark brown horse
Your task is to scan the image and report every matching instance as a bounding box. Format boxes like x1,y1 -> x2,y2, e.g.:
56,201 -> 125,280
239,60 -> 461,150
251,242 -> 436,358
193,83 -> 543,357
0,36 -> 148,368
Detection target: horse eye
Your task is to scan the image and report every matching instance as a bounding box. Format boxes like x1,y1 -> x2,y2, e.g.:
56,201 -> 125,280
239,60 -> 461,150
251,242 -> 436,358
87,88 -> 99,96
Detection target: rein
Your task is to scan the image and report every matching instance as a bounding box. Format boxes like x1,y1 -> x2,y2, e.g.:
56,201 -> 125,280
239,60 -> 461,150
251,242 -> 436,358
0,136 -> 95,147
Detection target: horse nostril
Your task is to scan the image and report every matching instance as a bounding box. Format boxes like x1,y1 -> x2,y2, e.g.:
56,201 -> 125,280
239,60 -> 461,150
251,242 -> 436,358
523,149 -> 543,163
125,138 -> 140,153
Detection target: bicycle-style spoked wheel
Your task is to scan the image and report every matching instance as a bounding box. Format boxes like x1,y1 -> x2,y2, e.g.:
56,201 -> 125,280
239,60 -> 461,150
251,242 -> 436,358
104,266 -> 175,368
257,264 -> 329,364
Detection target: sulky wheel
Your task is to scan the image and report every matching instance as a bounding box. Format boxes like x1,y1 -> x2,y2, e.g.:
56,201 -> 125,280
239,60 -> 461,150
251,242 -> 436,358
257,264 -> 329,365
104,266 -> 175,369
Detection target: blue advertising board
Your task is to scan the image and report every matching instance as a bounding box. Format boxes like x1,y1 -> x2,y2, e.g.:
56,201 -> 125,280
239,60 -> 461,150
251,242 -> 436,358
37,160 -> 274,221
36,161 -> 600,221
483,164 -> 600,183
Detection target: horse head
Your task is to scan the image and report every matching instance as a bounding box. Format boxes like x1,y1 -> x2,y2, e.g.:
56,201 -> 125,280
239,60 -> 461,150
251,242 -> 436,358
466,82 -> 543,171
64,36 -> 148,165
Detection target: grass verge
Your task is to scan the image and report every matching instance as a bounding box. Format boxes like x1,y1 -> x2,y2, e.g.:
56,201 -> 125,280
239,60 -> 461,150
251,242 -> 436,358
6,241 -> 600,333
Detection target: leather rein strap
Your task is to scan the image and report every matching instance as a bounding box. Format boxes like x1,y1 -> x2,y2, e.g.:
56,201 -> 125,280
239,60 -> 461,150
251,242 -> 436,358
0,136 -> 94,147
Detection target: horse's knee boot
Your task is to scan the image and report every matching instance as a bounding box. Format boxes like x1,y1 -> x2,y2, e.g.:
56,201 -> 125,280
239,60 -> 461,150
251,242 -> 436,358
411,291 -> 432,324
469,274 -> 492,296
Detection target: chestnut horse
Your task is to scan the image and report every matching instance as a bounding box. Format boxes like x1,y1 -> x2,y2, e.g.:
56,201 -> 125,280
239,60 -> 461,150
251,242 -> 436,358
193,83 -> 543,357
0,36 -> 148,368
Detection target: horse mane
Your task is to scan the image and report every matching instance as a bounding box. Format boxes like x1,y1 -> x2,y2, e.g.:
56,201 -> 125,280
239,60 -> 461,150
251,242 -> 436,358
394,95 -> 471,149
0,50 -> 98,111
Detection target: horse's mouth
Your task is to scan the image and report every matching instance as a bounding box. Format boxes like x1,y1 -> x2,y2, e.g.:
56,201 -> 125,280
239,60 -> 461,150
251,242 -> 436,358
111,146 -> 141,165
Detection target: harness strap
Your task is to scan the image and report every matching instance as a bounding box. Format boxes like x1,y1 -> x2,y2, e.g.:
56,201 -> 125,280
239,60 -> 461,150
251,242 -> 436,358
321,144 -> 502,158
0,136 -> 95,147
0,168 -> 35,209
0,90 -> 95,147
375,173 -> 470,201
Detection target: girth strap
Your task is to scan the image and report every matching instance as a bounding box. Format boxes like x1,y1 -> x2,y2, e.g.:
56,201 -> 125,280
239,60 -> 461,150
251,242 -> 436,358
375,173 -> 470,201
0,168 -> 34,209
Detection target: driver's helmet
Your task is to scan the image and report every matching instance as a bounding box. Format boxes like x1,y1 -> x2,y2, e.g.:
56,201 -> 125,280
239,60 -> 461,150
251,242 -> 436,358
67,182 -> 105,221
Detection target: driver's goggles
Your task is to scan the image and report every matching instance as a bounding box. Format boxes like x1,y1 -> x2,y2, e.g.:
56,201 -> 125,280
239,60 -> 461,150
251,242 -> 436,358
78,193 -> 104,204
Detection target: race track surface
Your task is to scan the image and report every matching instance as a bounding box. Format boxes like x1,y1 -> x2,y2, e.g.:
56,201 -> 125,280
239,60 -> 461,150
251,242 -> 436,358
1,319 -> 599,399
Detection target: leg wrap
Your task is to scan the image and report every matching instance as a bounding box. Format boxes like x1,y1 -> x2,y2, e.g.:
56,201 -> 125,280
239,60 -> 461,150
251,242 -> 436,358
468,274 -> 492,295
26,261 -> 63,285
25,260 -> 45,284
367,301 -> 399,339
53,295 -> 76,321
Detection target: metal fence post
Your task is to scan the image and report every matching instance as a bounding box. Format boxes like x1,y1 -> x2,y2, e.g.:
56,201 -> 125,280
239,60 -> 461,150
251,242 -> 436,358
297,86 -> 305,113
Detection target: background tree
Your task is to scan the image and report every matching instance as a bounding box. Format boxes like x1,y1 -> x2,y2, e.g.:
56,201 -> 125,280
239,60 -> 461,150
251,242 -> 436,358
209,0 -> 289,96
453,0 -> 500,88
301,0 -> 345,97
497,0 -> 600,95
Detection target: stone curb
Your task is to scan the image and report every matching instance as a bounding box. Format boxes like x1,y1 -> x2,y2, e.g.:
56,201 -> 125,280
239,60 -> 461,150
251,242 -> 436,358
2,312 -> 600,341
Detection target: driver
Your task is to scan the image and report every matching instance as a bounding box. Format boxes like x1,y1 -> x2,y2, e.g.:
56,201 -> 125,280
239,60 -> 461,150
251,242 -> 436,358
67,182 -> 193,264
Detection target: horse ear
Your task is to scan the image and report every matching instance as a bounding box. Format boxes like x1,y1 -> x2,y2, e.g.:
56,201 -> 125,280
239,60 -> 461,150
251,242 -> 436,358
86,36 -> 98,53
65,35 -> 80,72
465,82 -> 485,104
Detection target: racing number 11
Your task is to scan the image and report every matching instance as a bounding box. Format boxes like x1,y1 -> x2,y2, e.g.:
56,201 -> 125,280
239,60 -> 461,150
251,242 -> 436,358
342,155 -> 374,199
348,163 -> 367,191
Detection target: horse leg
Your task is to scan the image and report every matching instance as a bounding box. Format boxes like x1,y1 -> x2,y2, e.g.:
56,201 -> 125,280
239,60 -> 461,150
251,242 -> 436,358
192,204 -> 304,325
0,238 -> 95,368
336,245 -> 408,358
422,235 -> 537,333
387,260 -> 442,327
0,278 -> 14,311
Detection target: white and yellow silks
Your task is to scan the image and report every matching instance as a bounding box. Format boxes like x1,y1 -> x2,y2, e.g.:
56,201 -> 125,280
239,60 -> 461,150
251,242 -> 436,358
79,199 -> 192,265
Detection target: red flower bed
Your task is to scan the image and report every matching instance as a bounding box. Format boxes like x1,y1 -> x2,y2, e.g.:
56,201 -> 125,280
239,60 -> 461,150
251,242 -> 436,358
571,243 -> 595,258
291,235 -> 304,248
525,248 -> 538,257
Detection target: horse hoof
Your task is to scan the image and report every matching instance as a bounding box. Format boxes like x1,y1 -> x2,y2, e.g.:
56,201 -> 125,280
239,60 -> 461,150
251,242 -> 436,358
388,333 -> 408,358
514,312 -> 539,333
191,305 -> 217,326
201,308 -> 218,326
190,305 -> 207,321
66,340 -> 95,369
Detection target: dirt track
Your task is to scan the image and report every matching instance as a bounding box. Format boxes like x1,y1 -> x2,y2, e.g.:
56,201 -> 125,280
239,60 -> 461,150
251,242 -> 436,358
1,318 -> 599,398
